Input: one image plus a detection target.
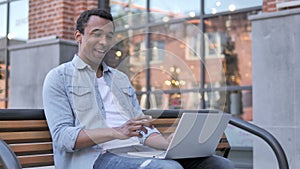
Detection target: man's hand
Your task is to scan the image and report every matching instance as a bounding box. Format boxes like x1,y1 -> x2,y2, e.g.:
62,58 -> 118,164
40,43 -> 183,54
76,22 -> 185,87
112,115 -> 153,140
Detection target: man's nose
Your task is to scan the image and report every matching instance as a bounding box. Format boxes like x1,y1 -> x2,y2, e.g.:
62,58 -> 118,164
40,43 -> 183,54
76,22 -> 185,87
98,35 -> 108,46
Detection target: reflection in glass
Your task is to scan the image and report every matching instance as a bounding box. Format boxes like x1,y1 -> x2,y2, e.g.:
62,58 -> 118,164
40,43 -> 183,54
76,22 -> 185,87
204,0 -> 262,14
110,0 -> 147,29
149,0 -> 200,22
0,4 -> 7,39
0,63 -> 6,100
110,2 -> 256,115
8,0 -> 28,41
203,11 -> 257,120
112,18 -> 204,109
0,4 -> 7,68
0,3 -> 7,108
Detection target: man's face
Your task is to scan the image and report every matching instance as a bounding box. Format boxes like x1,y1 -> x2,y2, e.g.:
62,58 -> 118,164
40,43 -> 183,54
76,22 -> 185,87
75,16 -> 114,70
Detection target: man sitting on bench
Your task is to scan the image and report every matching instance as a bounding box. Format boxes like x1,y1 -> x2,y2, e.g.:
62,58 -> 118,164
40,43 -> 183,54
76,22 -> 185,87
42,8 -> 234,169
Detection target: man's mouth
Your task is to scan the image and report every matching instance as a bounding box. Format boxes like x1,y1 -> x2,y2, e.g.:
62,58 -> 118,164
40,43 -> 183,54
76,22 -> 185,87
97,49 -> 106,53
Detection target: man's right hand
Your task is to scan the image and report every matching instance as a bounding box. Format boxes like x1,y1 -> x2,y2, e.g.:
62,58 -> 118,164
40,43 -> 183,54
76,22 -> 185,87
112,115 -> 153,139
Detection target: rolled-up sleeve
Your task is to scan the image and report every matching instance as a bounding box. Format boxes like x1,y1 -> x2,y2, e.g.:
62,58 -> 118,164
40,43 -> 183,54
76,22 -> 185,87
139,126 -> 161,144
43,67 -> 81,152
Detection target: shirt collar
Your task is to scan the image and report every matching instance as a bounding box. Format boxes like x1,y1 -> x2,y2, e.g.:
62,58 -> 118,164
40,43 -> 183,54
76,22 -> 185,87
72,54 -> 111,73
72,54 -> 91,70
102,62 -> 110,73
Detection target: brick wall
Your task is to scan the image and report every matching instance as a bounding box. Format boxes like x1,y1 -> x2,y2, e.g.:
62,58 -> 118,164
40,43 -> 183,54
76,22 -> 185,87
29,0 -> 98,40
263,0 -> 300,12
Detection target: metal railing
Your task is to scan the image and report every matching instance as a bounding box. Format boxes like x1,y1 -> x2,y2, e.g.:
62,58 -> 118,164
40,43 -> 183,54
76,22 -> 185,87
143,109 -> 289,169
229,116 -> 289,169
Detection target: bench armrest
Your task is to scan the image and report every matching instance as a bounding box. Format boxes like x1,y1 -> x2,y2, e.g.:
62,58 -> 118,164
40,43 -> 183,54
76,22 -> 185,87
0,140 -> 22,169
229,116 -> 289,169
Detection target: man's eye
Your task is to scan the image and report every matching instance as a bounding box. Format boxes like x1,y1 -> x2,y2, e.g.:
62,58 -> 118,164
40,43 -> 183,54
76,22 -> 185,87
106,35 -> 113,40
94,33 -> 102,37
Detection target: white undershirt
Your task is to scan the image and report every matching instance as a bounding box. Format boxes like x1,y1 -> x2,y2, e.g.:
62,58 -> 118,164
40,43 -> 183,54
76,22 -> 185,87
97,77 -> 140,150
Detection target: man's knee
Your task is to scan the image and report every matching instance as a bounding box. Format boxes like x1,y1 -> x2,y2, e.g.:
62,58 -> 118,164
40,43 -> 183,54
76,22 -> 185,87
207,156 -> 235,169
145,159 -> 183,169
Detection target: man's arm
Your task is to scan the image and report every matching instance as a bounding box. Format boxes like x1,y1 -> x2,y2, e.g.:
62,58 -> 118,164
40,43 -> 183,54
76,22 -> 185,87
144,132 -> 172,150
74,116 -> 153,149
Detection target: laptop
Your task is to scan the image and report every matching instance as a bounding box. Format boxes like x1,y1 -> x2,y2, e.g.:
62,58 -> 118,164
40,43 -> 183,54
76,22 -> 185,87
127,112 -> 231,159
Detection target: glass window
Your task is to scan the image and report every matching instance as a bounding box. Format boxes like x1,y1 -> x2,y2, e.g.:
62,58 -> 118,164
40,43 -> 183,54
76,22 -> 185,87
204,0 -> 262,14
149,0 -> 200,22
0,4 -> 7,40
203,11 -> 258,118
0,3 -> 7,63
185,21 -> 201,60
0,4 -> 7,105
110,0 -> 257,114
8,0 -> 29,42
142,22 -> 202,109
204,12 -> 256,87
110,0 -> 147,30
110,0 -> 146,18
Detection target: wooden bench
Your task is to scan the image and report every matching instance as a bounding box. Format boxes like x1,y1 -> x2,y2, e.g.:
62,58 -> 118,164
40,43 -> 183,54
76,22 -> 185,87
0,109 -> 230,168
0,109 -> 53,168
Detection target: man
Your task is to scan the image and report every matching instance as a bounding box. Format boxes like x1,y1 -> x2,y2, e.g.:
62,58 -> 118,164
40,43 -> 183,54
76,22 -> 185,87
43,9 -> 234,169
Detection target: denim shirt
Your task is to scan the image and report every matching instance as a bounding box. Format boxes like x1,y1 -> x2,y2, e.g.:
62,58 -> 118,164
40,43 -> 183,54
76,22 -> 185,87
43,54 -> 154,169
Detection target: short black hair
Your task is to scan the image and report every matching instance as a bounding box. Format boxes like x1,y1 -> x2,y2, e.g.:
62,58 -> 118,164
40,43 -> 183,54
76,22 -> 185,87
76,9 -> 114,34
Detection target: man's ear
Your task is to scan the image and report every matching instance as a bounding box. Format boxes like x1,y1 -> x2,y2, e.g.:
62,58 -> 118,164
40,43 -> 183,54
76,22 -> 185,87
74,30 -> 82,43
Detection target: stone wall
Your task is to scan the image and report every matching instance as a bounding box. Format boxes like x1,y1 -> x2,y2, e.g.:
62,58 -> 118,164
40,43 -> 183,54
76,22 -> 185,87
9,38 -> 77,108
250,8 -> 300,169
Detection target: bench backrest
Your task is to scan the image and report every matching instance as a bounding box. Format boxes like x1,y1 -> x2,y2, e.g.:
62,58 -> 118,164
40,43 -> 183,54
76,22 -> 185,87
0,109 -> 53,168
0,109 -> 230,168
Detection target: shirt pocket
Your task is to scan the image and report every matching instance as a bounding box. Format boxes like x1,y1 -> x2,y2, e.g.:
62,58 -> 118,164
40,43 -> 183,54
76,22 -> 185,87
69,86 -> 93,111
120,86 -> 134,97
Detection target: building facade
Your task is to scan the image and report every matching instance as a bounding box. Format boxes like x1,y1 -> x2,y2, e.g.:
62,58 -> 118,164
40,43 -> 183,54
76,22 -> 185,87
2,0 -> 260,120
251,0 -> 300,168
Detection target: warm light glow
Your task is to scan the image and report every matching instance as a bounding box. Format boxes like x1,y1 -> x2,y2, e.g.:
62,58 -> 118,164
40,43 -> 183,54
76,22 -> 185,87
165,80 -> 171,86
170,67 -> 175,72
116,34 -> 123,39
231,75 -> 236,81
180,80 -> 186,85
228,4 -> 236,12
115,51 -> 122,57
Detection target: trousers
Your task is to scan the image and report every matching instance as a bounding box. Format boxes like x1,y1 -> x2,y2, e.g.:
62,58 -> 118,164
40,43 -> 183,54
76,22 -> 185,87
93,152 -> 234,169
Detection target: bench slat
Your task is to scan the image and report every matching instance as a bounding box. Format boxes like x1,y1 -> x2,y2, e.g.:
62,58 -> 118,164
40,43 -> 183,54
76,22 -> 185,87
151,118 -> 179,125
18,154 -> 54,168
0,120 -> 48,131
0,131 -> 51,144
10,142 -> 53,156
